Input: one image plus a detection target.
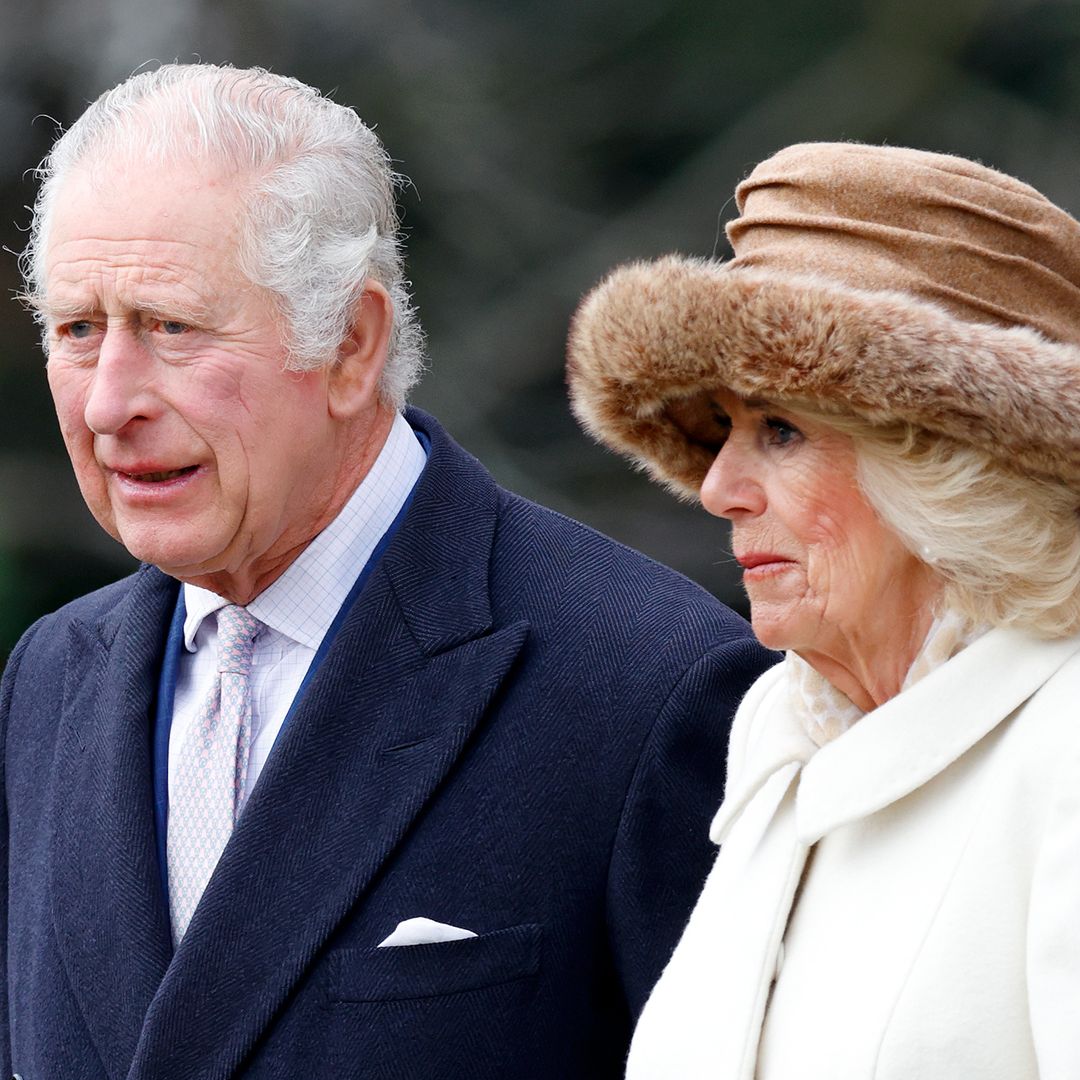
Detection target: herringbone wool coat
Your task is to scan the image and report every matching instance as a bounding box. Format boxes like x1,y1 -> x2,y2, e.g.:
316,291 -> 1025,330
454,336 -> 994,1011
0,409 -> 775,1080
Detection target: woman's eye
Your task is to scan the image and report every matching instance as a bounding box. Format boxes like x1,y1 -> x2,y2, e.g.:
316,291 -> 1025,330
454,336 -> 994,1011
708,408 -> 732,444
764,416 -> 802,446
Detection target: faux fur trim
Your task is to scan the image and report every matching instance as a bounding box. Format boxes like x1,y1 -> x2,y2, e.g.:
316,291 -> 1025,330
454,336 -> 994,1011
566,254 -> 1080,500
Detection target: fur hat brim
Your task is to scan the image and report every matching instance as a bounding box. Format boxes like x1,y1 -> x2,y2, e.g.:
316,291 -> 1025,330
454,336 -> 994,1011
566,254 -> 1080,500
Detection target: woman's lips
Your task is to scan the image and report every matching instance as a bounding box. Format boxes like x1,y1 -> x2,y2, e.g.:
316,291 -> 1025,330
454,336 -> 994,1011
736,553 -> 797,578
737,553 -> 792,569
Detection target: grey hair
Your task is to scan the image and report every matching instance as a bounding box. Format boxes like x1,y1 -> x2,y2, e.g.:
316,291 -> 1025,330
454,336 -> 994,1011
799,408 -> 1080,638
21,62 -> 425,407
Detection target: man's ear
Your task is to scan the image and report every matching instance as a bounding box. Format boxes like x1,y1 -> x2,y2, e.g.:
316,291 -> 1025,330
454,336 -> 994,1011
327,279 -> 394,419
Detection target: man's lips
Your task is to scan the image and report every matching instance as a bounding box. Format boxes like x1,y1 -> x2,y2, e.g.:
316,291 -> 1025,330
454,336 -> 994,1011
110,464 -> 201,484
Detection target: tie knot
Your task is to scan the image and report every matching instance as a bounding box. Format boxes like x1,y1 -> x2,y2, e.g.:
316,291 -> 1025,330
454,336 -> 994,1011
215,604 -> 260,675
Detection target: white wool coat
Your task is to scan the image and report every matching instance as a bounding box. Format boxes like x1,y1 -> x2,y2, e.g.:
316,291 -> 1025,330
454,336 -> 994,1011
627,627 -> 1080,1079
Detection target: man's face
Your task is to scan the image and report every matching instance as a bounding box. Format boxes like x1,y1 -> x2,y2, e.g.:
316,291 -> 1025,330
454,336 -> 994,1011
41,158 -> 359,598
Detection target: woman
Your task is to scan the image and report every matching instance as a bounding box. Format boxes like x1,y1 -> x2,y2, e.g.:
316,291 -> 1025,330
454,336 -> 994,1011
565,142 -> 1080,1079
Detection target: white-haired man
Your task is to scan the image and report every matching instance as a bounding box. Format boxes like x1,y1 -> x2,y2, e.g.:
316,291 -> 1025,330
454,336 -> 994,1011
0,64 -> 773,1079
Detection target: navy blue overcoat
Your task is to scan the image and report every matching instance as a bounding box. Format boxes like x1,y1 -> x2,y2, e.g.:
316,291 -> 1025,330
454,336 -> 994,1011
0,409 -> 774,1079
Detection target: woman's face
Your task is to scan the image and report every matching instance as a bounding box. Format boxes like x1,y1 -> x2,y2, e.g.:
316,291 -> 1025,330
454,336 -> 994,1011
698,390 -> 937,661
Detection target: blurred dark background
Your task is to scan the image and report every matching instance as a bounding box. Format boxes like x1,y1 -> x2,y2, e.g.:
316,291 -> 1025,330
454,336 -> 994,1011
2,0 -> 1080,658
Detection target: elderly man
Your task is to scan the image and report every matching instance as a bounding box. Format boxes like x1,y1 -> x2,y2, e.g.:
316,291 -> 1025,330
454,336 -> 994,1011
0,64 -> 772,1079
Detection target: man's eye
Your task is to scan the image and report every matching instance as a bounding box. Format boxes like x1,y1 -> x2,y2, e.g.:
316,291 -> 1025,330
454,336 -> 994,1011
764,416 -> 802,446
159,320 -> 189,335
63,321 -> 95,340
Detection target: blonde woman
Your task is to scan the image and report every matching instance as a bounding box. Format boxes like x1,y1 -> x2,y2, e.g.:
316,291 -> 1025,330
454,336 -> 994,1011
567,142 -> 1080,1079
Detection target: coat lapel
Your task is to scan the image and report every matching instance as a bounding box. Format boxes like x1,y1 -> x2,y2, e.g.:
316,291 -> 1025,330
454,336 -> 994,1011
49,566 -> 178,1080
128,415 -> 530,1079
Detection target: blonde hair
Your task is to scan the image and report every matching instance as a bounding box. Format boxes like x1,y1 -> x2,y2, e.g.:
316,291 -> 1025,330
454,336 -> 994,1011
803,408 -> 1080,637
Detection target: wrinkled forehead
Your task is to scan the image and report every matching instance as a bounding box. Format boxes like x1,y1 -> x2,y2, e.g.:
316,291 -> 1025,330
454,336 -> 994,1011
36,157 -> 255,321
45,152 -> 246,236
40,150 -> 253,274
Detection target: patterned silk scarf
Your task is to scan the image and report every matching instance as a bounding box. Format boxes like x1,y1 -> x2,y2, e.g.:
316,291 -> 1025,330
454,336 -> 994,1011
787,609 -> 986,747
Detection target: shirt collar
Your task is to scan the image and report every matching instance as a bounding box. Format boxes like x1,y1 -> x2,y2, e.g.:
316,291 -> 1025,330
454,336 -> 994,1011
182,411 -> 427,651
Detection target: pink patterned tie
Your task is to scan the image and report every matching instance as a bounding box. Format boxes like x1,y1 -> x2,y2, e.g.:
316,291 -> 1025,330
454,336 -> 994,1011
167,604 -> 261,946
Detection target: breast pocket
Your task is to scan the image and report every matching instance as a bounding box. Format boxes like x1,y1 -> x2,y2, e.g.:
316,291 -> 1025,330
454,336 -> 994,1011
327,923 -> 542,1002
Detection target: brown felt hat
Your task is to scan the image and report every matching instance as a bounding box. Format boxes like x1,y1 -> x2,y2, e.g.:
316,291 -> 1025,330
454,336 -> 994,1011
566,142 -> 1080,499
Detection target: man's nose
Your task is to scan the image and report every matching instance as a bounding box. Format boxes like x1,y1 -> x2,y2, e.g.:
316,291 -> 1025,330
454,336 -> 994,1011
699,446 -> 765,520
82,327 -> 158,435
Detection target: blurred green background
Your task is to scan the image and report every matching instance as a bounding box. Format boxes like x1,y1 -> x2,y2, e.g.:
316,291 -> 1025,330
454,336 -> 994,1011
2,0 -> 1080,658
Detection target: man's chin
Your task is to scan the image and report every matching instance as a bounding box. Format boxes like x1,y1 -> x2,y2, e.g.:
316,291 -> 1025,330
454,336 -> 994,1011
114,528 -> 227,581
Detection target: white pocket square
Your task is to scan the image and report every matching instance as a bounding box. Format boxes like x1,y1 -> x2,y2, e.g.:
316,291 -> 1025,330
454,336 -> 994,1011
377,916 -> 479,947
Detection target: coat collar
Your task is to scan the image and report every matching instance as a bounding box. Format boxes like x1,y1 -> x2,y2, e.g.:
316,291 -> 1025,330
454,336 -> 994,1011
51,411 -> 529,1080
796,626 -> 1080,844
711,628 -> 1080,849
710,664 -> 817,843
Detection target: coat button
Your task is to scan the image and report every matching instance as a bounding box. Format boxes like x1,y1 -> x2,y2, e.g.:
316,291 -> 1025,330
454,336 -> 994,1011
11,1073 -> 23,1079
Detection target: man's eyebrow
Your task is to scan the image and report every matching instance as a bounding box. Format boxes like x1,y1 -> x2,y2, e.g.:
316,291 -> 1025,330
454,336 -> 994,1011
23,296 -> 82,320
136,298 -> 214,323
27,296 -> 213,323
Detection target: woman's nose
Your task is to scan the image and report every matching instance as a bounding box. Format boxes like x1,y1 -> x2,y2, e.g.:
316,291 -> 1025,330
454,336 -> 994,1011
699,445 -> 765,520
